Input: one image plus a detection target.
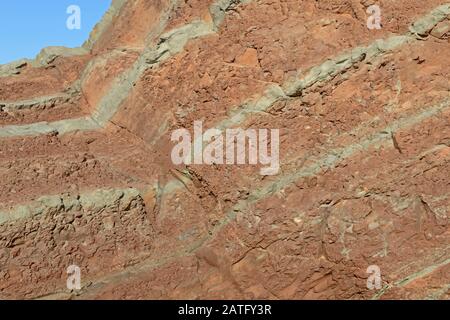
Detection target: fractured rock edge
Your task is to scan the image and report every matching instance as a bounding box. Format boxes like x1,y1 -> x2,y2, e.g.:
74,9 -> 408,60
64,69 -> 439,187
82,0 -> 128,51
0,0 -> 128,77
0,88 -> 80,113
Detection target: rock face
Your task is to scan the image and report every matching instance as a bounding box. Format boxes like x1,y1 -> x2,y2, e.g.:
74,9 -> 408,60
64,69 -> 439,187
0,0 -> 449,300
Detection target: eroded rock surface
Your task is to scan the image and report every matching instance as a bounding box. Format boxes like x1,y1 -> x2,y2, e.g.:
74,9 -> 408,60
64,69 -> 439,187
0,0 -> 448,300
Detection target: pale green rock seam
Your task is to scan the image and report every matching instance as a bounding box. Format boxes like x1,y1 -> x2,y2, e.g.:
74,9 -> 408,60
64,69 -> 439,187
0,0 -> 127,77
0,90 -> 80,112
82,0 -> 128,50
0,188 -> 141,226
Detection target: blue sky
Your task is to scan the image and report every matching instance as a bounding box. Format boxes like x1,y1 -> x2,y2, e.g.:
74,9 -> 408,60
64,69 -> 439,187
0,1 -> 111,64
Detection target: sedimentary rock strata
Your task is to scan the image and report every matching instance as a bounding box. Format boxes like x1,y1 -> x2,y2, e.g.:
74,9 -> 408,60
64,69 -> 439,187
0,0 -> 448,300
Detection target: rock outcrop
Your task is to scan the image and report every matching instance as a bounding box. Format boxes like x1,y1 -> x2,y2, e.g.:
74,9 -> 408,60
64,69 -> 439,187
0,0 -> 448,300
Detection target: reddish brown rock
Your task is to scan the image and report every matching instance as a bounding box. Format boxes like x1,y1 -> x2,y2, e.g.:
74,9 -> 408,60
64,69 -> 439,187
0,0 -> 449,300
